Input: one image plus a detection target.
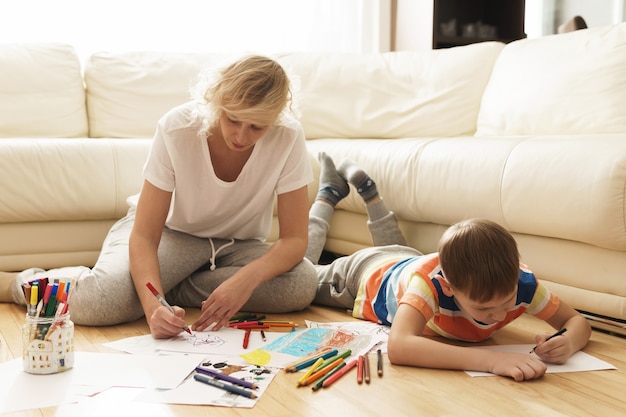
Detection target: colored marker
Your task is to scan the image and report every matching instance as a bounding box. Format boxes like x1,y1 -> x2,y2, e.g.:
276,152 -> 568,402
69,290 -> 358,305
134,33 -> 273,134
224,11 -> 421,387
146,282 -> 192,335
243,328 -> 251,349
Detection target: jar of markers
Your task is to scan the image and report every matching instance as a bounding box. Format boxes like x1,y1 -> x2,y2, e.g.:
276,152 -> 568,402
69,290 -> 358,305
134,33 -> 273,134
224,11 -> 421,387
22,311 -> 75,374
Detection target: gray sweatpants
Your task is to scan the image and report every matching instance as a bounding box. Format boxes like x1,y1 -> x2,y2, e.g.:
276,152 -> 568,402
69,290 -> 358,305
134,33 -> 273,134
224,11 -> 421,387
14,209 -> 318,326
307,202 -> 422,309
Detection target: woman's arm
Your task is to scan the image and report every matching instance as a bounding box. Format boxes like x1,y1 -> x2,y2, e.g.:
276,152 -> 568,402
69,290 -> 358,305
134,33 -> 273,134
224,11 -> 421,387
388,304 -> 548,381
193,185 -> 310,331
129,180 -> 187,338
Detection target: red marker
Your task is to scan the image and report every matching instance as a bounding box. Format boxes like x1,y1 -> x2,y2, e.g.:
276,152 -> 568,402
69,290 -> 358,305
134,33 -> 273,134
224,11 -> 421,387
146,282 -> 192,335
243,328 -> 251,349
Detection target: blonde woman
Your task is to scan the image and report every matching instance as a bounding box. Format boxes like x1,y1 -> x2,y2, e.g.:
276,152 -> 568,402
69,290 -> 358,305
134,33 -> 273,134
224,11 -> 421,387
6,55 -> 317,338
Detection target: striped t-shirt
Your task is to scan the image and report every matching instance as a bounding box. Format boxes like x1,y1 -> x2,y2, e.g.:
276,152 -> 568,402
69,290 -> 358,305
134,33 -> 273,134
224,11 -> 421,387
352,252 -> 560,342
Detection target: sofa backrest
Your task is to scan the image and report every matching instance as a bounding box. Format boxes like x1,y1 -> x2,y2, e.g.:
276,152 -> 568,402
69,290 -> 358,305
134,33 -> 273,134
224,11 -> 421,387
276,42 -> 504,139
0,43 -> 88,138
85,51 -> 231,138
476,22 -> 626,136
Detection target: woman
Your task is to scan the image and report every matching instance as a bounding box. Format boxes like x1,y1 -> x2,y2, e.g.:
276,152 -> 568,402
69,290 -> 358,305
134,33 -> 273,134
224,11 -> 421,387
7,55 -> 318,338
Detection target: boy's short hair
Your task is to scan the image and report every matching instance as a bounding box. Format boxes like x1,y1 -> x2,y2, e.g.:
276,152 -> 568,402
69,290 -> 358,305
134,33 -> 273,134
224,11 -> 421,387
438,218 -> 520,302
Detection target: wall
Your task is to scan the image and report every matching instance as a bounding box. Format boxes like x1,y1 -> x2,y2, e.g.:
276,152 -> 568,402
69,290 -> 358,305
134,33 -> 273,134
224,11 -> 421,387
394,0 -> 626,50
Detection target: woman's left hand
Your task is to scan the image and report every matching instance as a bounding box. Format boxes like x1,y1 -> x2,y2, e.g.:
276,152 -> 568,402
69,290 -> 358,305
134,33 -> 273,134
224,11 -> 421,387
192,274 -> 256,331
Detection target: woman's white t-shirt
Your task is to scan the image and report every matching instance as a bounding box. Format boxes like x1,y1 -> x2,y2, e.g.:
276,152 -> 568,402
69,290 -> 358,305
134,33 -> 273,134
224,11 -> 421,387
137,101 -> 313,241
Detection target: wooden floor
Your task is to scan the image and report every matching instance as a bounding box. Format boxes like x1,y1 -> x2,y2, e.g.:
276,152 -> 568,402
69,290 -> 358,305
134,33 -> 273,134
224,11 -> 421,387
1,302 -> 625,417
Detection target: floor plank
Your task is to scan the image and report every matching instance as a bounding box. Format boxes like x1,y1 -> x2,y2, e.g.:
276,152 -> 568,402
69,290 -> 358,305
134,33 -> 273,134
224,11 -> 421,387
1,303 -> 624,417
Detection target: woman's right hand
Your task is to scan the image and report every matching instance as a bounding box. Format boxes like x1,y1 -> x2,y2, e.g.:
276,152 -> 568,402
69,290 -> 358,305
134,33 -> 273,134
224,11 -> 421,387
148,304 -> 189,339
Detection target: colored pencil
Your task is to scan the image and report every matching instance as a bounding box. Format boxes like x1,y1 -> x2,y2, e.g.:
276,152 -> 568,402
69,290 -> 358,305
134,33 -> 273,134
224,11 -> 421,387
322,358 -> 358,388
195,366 -> 258,390
301,358 -> 345,386
193,374 -> 257,399
284,348 -> 336,372
313,361 -> 347,391
297,357 -> 324,387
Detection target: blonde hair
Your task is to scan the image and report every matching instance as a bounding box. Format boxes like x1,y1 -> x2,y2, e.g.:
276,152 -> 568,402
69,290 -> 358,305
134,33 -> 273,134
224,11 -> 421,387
193,55 -> 293,136
438,219 -> 520,302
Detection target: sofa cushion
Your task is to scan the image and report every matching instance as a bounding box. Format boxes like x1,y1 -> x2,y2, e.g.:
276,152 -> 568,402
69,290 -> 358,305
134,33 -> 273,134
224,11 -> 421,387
0,43 -> 88,138
476,22 -> 626,136
85,51 -> 229,138
0,138 -> 150,223
276,41 -> 504,139
306,133 -> 626,252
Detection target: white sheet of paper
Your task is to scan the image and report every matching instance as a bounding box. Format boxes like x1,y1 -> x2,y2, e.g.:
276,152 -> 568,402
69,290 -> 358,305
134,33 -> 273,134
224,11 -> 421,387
136,355 -> 279,408
261,327 -> 385,366
103,333 -> 167,355
0,352 -> 202,413
156,327 -> 284,355
464,344 -> 617,377
306,320 -> 390,353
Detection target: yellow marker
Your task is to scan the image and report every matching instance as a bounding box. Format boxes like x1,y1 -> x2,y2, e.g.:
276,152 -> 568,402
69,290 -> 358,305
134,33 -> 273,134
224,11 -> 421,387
297,357 -> 324,387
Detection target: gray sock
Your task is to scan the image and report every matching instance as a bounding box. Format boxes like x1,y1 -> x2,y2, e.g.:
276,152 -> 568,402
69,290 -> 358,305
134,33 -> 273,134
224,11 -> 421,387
365,199 -> 390,222
316,152 -> 349,207
306,202 -> 334,264
338,159 -> 379,203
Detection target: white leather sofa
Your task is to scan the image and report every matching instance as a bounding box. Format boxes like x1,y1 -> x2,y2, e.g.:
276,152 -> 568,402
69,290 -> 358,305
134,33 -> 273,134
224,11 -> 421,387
1,23 -> 625,325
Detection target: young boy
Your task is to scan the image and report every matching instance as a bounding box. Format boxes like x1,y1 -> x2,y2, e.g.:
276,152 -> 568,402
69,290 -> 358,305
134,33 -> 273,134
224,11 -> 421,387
308,153 -> 591,382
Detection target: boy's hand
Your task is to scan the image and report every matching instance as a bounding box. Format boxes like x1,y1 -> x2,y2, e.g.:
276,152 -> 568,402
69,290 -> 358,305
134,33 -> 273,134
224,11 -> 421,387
489,351 -> 547,381
533,332 -> 572,364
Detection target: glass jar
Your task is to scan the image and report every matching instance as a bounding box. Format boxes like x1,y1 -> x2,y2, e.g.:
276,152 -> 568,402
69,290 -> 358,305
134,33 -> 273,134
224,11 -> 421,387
22,312 -> 74,374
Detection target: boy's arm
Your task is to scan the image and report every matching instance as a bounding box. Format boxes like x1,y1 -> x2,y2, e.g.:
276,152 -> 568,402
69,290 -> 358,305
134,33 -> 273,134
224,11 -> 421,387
388,304 -> 547,381
534,301 -> 592,364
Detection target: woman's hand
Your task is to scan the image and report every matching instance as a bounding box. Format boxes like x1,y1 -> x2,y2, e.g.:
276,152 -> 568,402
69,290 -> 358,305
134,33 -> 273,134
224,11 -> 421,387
193,274 -> 256,332
148,305 -> 190,339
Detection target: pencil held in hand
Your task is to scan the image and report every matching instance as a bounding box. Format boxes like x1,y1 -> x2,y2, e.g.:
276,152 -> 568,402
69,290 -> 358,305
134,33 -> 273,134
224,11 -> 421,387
146,282 -> 193,335
530,328 -> 567,353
